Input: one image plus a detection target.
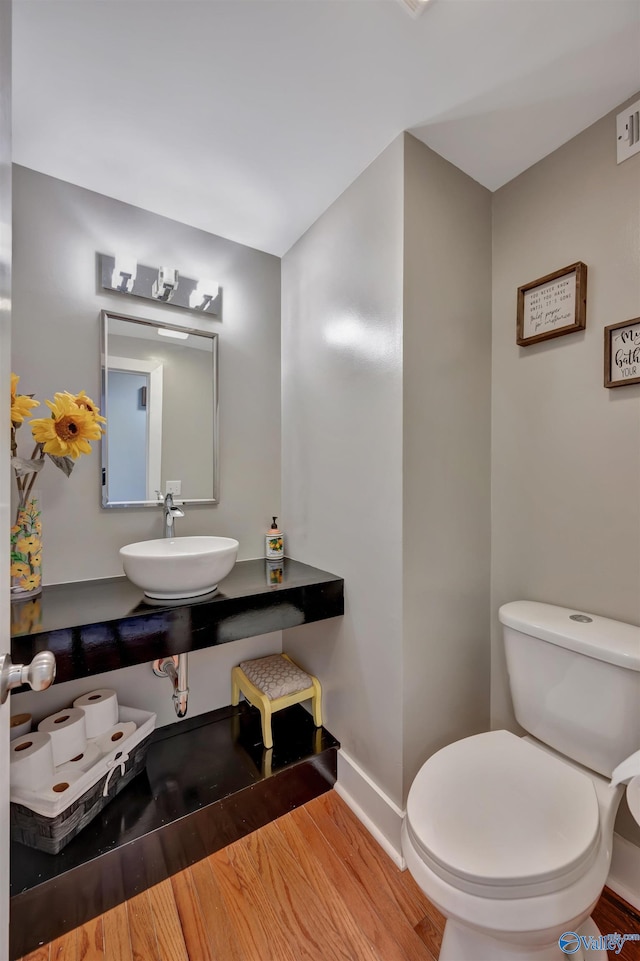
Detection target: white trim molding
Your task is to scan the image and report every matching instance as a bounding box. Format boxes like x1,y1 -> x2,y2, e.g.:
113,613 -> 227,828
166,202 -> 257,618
608,833 -> 640,912
335,749 -> 406,869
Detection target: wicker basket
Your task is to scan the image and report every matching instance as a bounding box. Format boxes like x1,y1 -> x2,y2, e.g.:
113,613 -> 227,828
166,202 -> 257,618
10,705 -> 156,855
10,733 -> 152,855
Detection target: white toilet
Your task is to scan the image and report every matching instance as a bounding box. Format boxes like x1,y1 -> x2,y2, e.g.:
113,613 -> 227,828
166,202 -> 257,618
402,601 -> 640,961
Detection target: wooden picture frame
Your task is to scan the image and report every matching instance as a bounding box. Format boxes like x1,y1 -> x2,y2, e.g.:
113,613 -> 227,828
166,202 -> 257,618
604,317 -> 640,388
517,262 -> 587,346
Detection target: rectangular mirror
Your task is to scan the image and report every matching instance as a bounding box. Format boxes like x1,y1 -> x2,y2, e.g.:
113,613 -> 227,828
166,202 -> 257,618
101,310 -> 218,508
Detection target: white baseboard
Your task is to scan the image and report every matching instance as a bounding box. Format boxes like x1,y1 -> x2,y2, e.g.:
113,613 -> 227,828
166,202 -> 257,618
607,833 -> 640,911
335,749 -> 406,869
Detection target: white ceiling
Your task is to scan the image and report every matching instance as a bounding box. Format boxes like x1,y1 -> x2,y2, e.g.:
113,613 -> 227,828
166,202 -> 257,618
12,0 -> 640,257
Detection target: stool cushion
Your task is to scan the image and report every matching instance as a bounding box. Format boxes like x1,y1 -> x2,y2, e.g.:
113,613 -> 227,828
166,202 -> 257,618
239,655 -> 312,700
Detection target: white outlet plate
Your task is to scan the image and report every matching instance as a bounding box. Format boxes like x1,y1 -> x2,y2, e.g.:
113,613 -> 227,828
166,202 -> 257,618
616,99 -> 640,164
165,480 -> 181,496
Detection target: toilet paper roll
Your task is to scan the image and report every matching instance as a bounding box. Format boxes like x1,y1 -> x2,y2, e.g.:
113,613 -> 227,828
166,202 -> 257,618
96,721 -> 137,756
57,740 -> 102,774
40,770 -> 83,802
611,748 -> 640,787
38,708 -> 87,767
10,712 -> 32,741
627,777 -> 640,830
73,689 -> 119,739
10,732 -> 55,792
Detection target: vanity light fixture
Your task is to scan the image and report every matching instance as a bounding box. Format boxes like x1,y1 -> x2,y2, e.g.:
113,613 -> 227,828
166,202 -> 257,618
157,327 -> 189,341
189,279 -> 220,312
111,257 -> 137,293
151,266 -> 179,303
99,253 -> 222,318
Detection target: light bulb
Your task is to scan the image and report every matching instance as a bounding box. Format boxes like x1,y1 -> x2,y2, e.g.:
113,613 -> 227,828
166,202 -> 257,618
158,328 -> 189,341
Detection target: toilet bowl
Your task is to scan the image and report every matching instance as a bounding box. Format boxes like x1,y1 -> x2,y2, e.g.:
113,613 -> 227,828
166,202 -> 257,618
403,731 -> 622,961
402,602 -> 640,961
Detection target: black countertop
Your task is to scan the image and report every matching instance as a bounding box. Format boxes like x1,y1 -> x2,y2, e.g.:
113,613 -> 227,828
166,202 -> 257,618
10,558 -> 344,684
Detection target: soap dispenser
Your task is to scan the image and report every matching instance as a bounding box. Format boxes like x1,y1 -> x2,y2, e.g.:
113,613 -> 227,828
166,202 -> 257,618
265,517 -> 284,560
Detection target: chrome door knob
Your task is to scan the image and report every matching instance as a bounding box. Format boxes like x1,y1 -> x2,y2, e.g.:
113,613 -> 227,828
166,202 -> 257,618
0,651 -> 56,704
21,651 -> 57,692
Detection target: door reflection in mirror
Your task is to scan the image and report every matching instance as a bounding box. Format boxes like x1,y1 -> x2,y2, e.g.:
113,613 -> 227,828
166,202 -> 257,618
101,311 -> 218,507
107,370 -> 148,500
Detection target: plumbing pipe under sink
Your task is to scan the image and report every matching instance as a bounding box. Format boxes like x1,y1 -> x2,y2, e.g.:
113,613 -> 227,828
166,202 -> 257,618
153,654 -> 189,717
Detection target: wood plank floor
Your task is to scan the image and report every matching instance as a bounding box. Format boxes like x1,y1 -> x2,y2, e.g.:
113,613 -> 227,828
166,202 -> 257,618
19,791 -> 640,961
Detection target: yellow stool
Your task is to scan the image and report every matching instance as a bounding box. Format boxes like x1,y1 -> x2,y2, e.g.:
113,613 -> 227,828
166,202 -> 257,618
231,653 -> 322,749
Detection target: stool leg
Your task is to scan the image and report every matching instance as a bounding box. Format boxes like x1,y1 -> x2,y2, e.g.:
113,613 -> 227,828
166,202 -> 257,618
257,694 -> 273,749
310,677 -> 323,728
231,668 -> 241,707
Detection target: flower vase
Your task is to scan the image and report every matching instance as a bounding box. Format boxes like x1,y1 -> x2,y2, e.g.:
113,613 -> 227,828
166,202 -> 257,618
10,491 -> 43,601
10,595 -> 42,635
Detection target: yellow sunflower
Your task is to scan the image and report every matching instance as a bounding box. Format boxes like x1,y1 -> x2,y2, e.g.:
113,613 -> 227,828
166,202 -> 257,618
66,391 -> 107,430
16,534 -> 40,553
10,373 -> 39,425
11,561 -> 30,578
19,574 -> 41,591
31,551 -> 42,567
30,393 -> 102,458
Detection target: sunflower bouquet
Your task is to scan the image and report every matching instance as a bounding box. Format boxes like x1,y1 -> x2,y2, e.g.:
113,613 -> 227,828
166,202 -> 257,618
10,374 -> 105,598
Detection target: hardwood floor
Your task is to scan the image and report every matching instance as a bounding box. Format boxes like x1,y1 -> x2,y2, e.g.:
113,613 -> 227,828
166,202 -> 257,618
593,889 -> 640,961
18,791 -> 640,961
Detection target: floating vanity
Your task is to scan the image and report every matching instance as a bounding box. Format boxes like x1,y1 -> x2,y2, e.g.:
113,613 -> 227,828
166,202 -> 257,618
10,557 -> 343,959
11,557 -> 344,682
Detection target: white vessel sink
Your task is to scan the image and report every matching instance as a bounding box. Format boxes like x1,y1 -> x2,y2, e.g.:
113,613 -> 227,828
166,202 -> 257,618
120,536 -> 239,599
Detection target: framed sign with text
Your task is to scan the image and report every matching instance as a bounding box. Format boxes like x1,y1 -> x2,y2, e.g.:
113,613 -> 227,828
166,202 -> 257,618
517,262 -> 587,346
604,317 -> 640,388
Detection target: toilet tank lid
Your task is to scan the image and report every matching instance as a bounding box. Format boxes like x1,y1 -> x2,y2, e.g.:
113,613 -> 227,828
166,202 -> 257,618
499,601 -> 640,672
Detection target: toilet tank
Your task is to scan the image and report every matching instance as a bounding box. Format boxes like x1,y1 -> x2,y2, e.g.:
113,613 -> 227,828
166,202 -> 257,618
499,601 -> 640,777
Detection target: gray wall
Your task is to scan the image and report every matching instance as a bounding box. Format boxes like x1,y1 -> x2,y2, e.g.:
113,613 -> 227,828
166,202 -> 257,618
11,166 -> 283,727
491,98 -> 640,845
282,137 -> 405,805
402,134 -> 492,799
281,133 -> 493,809
12,165 -> 281,581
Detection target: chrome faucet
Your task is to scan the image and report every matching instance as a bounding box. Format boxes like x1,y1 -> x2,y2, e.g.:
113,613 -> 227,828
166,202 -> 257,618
163,492 -> 184,538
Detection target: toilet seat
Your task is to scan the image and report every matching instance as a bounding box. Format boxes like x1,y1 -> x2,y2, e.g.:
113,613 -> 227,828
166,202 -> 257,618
406,731 -> 601,900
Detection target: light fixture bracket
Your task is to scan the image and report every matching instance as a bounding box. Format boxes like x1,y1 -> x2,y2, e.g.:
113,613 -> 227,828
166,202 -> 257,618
395,0 -> 435,17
